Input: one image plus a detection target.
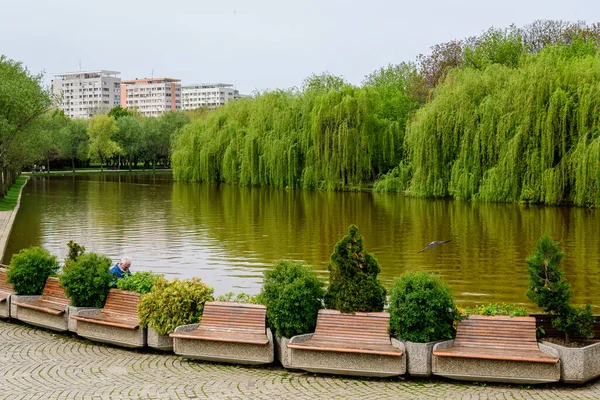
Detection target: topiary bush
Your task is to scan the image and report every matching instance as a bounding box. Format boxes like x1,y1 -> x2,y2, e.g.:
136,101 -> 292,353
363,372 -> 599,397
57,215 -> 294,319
526,235 -> 594,342
116,271 -> 162,294
138,277 -> 214,335
463,303 -> 528,317
258,260 -> 326,338
324,225 -> 386,313
388,271 -> 460,343
59,252 -> 112,308
7,247 -> 59,295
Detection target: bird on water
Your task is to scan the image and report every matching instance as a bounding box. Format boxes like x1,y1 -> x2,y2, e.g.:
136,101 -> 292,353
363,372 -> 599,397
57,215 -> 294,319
417,240 -> 451,253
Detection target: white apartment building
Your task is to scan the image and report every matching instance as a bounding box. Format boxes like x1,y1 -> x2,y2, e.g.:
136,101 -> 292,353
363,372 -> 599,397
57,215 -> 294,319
120,78 -> 181,116
181,83 -> 241,110
52,70 -> 121,119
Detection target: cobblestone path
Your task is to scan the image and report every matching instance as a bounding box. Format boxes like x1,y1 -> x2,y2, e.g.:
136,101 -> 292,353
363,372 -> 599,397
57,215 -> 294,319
1,320 -> 599,399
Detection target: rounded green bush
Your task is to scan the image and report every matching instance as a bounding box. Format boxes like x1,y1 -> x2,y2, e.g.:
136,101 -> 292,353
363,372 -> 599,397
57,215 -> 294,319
138,277 -> 214,335
7,247 -> 59,295
389,270 -> 460,343
324,225 -> 386,313
59,252 -> 112,308
116,271 -> 162,294
259,260 -> 325,338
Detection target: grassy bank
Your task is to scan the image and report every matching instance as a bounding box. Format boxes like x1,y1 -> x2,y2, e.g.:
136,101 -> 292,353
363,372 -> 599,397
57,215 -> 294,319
0,176 -> 28,211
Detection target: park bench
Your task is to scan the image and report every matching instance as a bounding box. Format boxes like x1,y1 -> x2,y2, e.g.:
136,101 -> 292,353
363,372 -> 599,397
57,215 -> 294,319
72,289 -> 145,348
0,269 -> 15,318
171,301 -> 274,365
432,315 -> 560,384
10,277 -> 70,331
285,309 -> 406,377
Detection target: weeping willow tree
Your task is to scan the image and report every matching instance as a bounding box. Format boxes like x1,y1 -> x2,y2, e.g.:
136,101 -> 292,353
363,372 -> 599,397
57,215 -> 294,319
172,82 -> 404,190
377,39 -> 600,206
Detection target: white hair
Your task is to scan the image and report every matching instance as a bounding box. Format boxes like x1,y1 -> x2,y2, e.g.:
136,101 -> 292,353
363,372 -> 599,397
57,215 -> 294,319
120,257 -> 131,266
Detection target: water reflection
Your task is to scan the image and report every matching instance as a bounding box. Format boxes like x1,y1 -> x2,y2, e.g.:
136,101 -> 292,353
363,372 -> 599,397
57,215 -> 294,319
6,173 -> 600,309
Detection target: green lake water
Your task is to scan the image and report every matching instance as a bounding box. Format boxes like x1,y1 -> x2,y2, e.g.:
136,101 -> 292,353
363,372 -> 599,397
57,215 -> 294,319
5,173 -> 600,310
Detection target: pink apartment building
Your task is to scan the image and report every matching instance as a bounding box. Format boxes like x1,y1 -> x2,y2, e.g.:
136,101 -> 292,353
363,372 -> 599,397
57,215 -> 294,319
120,77 -> 181,117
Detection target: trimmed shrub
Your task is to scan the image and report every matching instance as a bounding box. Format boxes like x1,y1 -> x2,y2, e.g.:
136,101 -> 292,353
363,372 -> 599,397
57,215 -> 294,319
258,261 -> 325,338
324,225 -> 386,313
7,247 -> 59,295
59,252 -> 112,308
526,235 -> 594,342
216,292 -> 259,304
138,277 -> 214,335
463,303 -> 528,317
117,271 -> 162,294
389,271 -> 460,343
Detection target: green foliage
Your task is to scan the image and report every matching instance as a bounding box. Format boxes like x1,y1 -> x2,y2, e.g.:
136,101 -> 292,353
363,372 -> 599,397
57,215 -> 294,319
403,42 -> 600,206
463,303 -> 528,317
0,55 -> 52,167
324,225 -> 386,313
526,235 -> 594,341
66,240 -> 85,263
59,252 -> 112,308
107,105 -> 133,120
138,277 -> 214,335
7,247 -> 59,295
0,176 -> 26,211
116,271 -> 162,294
258,261 -> 326,338
58,119 -> 89,172
87,114 -> 120,170
388,271 -> 459,343
216,292 -> 259,303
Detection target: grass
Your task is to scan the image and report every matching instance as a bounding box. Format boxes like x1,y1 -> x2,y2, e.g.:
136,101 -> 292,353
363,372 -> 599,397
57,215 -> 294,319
0,176 -> 27,211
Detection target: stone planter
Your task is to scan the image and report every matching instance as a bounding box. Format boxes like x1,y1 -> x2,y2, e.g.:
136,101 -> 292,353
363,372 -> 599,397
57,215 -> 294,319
0,294 -> 11,319
275,335 -> 292,369
147,327 -> 173,351
542,340 -> 600,384
287,333 -> 406,377
10,295 -> 70,332
432,340 -> 561,384
68,306 -> 99,332
402,340 -> 443,377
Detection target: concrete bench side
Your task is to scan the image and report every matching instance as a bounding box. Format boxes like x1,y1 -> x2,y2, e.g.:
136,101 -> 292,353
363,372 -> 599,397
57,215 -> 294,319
74,308 -> 146,348
286,333 -> 406,377
172,325 -> 275,365
0,293 -> 11,318
11,295 -> 69,332
432,340 -> 561,384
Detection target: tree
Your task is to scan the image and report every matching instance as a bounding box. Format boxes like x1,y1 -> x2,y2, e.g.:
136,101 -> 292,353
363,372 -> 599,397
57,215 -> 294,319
462,26 -> 525,70
58,119 -> 89,172
525,235 -> 594,342
30,110 -> 69,172
107,105 -> 132,120
302,72 -> 347,94
324,225 -> 387,313
0,55 -> 52,167
87,114 -> 120,171
114,116 -> 142,170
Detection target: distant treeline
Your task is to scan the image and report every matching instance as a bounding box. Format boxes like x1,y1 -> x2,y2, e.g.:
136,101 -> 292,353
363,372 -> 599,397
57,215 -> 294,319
171,20 -> 600,206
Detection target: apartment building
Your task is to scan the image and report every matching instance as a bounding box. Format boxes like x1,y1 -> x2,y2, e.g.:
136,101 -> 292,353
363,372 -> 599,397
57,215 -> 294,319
52,70 -> 121,119
181,83 -> 240,110
120,78 -> 181,116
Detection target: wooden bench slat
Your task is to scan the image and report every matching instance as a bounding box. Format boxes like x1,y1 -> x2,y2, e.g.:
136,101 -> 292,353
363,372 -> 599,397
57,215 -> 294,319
287,343 -> 402,356
72,314 -> 138,329
173,301 -> 269,345
12,300 -> 65,315
435,316 -> 558,364
74,289 -> 140,329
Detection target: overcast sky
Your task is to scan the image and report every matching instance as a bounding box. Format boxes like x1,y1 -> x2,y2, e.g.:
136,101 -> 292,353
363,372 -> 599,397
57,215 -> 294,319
0,0 -> 596,94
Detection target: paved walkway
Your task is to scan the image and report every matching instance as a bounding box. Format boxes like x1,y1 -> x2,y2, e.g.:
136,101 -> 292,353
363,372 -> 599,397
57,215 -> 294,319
0,321 -> 599,399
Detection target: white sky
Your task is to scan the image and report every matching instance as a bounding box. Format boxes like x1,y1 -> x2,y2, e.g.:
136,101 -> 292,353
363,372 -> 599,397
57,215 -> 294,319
0,0 -> 595,94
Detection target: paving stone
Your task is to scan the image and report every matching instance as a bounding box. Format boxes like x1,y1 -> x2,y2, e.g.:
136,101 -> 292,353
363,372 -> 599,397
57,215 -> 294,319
1,320 -> 600,399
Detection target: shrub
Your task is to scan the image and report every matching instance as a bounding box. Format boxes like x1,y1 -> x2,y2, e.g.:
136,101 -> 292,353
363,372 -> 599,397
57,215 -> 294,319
216,292 -> 259,304
463,303 -> 528,317
258,261 -> 326,338
138,277 -> 214,335
389,271 -> 460,343
66,240 -> 85,263
59,253 -> 112,308
116,271 -> 162,294
7,247 -> 59,295
525,235 -> 594,342
324,225 -> 386,313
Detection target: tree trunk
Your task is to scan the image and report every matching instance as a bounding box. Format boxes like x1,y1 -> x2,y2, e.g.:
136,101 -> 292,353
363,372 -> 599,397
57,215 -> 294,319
72,158 -> 75,173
